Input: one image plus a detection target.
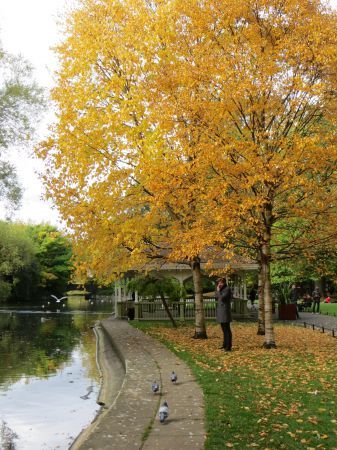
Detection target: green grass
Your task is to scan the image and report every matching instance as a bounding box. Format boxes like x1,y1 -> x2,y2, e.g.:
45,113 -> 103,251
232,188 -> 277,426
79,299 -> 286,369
319,302 -> 337,316
132,321 -> 337,449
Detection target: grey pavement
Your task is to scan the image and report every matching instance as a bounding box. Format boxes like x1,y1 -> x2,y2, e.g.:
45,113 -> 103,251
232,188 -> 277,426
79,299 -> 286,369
278,311 -> 337,336
72,318 -> 205,450
71,311 -> 337,450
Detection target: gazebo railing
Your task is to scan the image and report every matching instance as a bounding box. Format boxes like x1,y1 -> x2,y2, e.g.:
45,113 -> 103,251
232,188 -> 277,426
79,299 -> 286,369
117,297 -> 249,320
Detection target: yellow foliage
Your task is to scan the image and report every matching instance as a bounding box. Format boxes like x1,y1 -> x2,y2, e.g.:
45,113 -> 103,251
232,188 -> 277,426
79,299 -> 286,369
37,1 -> 337,346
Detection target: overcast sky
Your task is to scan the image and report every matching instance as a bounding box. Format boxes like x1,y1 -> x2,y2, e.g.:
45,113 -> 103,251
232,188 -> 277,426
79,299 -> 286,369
0,0 -> 337,227
0,0 -> 70,226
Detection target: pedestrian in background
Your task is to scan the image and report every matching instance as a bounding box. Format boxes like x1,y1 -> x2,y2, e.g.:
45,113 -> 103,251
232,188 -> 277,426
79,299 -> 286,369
290,284 -> 300,319
249,286 -> 257,309
312,287 -> 321,314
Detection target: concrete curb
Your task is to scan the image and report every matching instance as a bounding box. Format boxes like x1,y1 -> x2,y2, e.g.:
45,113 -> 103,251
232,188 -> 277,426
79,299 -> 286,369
74,318 -> 205,450
70,323 -> 125,449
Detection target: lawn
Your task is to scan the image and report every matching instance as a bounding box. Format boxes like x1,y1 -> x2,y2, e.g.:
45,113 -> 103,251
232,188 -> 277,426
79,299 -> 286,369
319,303 -> 337,316
133,321 -> 337,449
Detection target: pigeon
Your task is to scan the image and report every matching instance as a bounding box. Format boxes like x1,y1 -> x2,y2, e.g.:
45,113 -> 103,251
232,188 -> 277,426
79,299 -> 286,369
170,371 -> 177,384
151,381 -> 159,394
158,401 -> 169,423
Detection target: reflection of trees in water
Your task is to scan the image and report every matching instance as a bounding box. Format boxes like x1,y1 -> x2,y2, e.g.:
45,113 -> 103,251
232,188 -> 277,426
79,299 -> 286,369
0,420 -> 18,450
0,313 -> 99,387
79,325 -> 100,381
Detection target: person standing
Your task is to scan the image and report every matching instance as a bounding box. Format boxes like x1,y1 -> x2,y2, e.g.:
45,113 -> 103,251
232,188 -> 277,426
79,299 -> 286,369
249,286 -> 257,309
312,287 -> 321,314
290,284 -> 300,319
216,278 -> 232,352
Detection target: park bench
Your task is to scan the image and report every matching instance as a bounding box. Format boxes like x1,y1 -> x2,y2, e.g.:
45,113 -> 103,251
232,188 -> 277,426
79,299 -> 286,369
297,300 -> 312,312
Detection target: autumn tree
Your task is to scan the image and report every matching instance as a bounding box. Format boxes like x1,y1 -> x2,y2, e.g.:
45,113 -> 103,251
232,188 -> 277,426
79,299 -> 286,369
39,0 -> 235,339
39,0 -> 337,348
140,0 -> 337,347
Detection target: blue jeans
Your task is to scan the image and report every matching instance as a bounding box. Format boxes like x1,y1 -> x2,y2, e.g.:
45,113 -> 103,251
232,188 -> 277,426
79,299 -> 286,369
312,301 -> 320,313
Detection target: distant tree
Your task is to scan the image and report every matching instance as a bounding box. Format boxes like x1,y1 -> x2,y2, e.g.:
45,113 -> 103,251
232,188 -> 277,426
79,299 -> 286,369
0,44 -> 45,214
184,276 -> 216,296
27,224 -> 73,297
0,162 -> 21,212
0,221 -> 36,302
127,275 -> 184,328
0,222 -> 73,302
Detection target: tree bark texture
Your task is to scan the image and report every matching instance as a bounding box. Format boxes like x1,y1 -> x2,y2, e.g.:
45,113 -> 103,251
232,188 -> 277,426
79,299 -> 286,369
160,293 -> 177,328
257,265 -> 265,335
191,258 -> 207,339
261,209 -> 276,348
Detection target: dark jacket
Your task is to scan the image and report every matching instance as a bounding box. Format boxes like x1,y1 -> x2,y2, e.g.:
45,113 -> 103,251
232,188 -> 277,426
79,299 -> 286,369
216,285 -> 232,323
290,288 -> 298,303
312,289 -> 321,302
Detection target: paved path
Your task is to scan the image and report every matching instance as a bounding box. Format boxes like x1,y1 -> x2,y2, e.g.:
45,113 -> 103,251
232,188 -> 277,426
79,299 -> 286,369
72,318 -> 205,450
279,311 -> 337,336
71,312 -> 337,449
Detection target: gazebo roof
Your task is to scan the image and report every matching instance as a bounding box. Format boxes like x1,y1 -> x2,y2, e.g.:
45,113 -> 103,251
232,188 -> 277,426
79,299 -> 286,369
140,253 -> 258,274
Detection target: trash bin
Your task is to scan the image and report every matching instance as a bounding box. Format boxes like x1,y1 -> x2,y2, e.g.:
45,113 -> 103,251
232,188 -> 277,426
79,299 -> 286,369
127,307 -> 135,320
279,303 -> 297,320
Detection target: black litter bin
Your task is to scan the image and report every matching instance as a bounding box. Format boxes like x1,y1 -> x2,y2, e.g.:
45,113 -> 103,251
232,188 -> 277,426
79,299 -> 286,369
127,307 -> 135,320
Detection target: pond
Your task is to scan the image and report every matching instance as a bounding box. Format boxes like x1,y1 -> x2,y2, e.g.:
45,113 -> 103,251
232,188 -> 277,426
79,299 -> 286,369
0,299 -> 114,450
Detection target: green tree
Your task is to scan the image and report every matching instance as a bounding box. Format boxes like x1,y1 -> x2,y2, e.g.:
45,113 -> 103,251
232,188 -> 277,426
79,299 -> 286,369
28,224 -> 73,297
0,221 -> 36,302
0,44 -> 45,214
0,222 -> 73,302
127,274 -> 185,328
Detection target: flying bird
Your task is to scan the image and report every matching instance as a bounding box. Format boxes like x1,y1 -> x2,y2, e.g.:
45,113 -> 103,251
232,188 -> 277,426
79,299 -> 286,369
151,381 -> 159,394
158,401 -> 169,423
51,295 -> 68,303
170,371 -> 177,384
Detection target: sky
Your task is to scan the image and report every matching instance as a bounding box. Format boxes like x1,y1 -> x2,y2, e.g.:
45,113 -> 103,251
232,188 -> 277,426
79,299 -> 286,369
0,0 -> 337,227
0,0 -> 70,226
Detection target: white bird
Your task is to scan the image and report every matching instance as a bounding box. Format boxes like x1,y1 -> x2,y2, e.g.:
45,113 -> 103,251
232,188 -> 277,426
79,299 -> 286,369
158,401 -> 169,423
170,371 -> 177,384
151,381 -> 159,394
51,295 -> 68,303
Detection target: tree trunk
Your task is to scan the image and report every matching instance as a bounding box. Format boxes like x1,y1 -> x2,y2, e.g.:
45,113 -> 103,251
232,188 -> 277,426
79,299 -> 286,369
159,293 -> 177,328
314,277 -> 325,295
261,228 -> 276,348
191,258 -> 207,339
257,263 -> 265,335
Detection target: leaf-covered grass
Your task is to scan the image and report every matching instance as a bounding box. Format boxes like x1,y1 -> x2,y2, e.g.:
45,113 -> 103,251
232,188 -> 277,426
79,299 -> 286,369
132,321 -> 337,449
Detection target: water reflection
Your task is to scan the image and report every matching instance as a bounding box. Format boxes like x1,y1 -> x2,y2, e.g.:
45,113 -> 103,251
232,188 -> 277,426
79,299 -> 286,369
0,309 -> 111,449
